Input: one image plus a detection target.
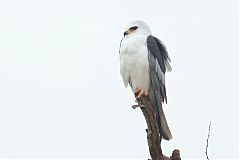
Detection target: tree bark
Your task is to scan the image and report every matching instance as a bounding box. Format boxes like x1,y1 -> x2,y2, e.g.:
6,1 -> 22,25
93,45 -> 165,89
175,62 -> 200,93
133,96 -> 181,160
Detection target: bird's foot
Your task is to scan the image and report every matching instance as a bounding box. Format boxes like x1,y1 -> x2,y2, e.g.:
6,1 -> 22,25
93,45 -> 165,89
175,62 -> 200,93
135,88 -> 148,98
132,89 -> 148,109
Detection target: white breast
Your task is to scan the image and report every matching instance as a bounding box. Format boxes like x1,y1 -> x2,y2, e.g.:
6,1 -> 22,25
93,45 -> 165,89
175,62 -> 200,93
119,35 -> 150,92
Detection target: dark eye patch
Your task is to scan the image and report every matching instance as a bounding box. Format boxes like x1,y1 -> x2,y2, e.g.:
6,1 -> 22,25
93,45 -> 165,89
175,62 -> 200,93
129,26 -> 138,30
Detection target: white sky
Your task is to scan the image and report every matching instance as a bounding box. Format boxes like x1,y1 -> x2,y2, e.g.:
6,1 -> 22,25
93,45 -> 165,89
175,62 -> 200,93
0,0 -> 238,159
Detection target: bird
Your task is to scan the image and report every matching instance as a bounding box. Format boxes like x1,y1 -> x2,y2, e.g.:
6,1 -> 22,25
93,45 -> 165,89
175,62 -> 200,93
119,20 -> 172,140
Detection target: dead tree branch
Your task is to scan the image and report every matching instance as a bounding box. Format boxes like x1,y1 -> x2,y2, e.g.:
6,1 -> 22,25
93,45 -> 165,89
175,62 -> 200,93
132,96 -> 180,160
205,121 -> 211,160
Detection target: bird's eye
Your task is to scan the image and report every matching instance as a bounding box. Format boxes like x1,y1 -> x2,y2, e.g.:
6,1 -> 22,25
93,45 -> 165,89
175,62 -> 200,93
129,26 -> 138,30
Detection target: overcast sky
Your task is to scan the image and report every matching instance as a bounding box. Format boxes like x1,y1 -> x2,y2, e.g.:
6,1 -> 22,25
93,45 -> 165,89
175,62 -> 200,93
0,0 -> 238,159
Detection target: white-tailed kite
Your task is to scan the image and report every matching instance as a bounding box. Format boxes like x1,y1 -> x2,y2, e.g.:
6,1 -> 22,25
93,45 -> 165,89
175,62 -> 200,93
119,20 -> 172,140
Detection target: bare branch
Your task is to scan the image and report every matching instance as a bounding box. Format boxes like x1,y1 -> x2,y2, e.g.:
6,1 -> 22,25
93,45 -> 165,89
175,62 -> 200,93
133,96 -> 181,160
205,121 -> 211,160
170,149 -> 181,160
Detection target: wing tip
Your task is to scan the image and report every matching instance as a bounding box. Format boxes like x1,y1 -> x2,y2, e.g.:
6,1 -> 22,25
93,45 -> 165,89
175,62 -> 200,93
162,131 -> 173,141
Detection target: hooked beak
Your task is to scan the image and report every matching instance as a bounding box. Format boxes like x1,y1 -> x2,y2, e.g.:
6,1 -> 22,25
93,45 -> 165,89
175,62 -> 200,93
124,31 -> 128,36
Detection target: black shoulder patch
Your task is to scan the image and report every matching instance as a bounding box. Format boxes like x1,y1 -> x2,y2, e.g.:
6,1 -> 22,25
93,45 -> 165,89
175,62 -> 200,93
147,35 -> 167,73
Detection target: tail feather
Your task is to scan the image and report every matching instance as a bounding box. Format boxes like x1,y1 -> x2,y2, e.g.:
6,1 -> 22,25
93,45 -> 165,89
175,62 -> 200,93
149,88 -> 172,140
158,103 -> 172,140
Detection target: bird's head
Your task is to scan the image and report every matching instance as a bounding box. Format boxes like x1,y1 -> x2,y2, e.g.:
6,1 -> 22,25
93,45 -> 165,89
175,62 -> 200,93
123,20 -> 151,37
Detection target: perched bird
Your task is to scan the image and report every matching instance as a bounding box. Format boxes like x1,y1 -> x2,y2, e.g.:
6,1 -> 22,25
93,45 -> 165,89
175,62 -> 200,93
119,20 -> 172,140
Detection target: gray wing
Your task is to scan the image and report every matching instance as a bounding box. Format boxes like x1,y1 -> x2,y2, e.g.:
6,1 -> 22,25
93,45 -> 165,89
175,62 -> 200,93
147,35 -> 172,140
